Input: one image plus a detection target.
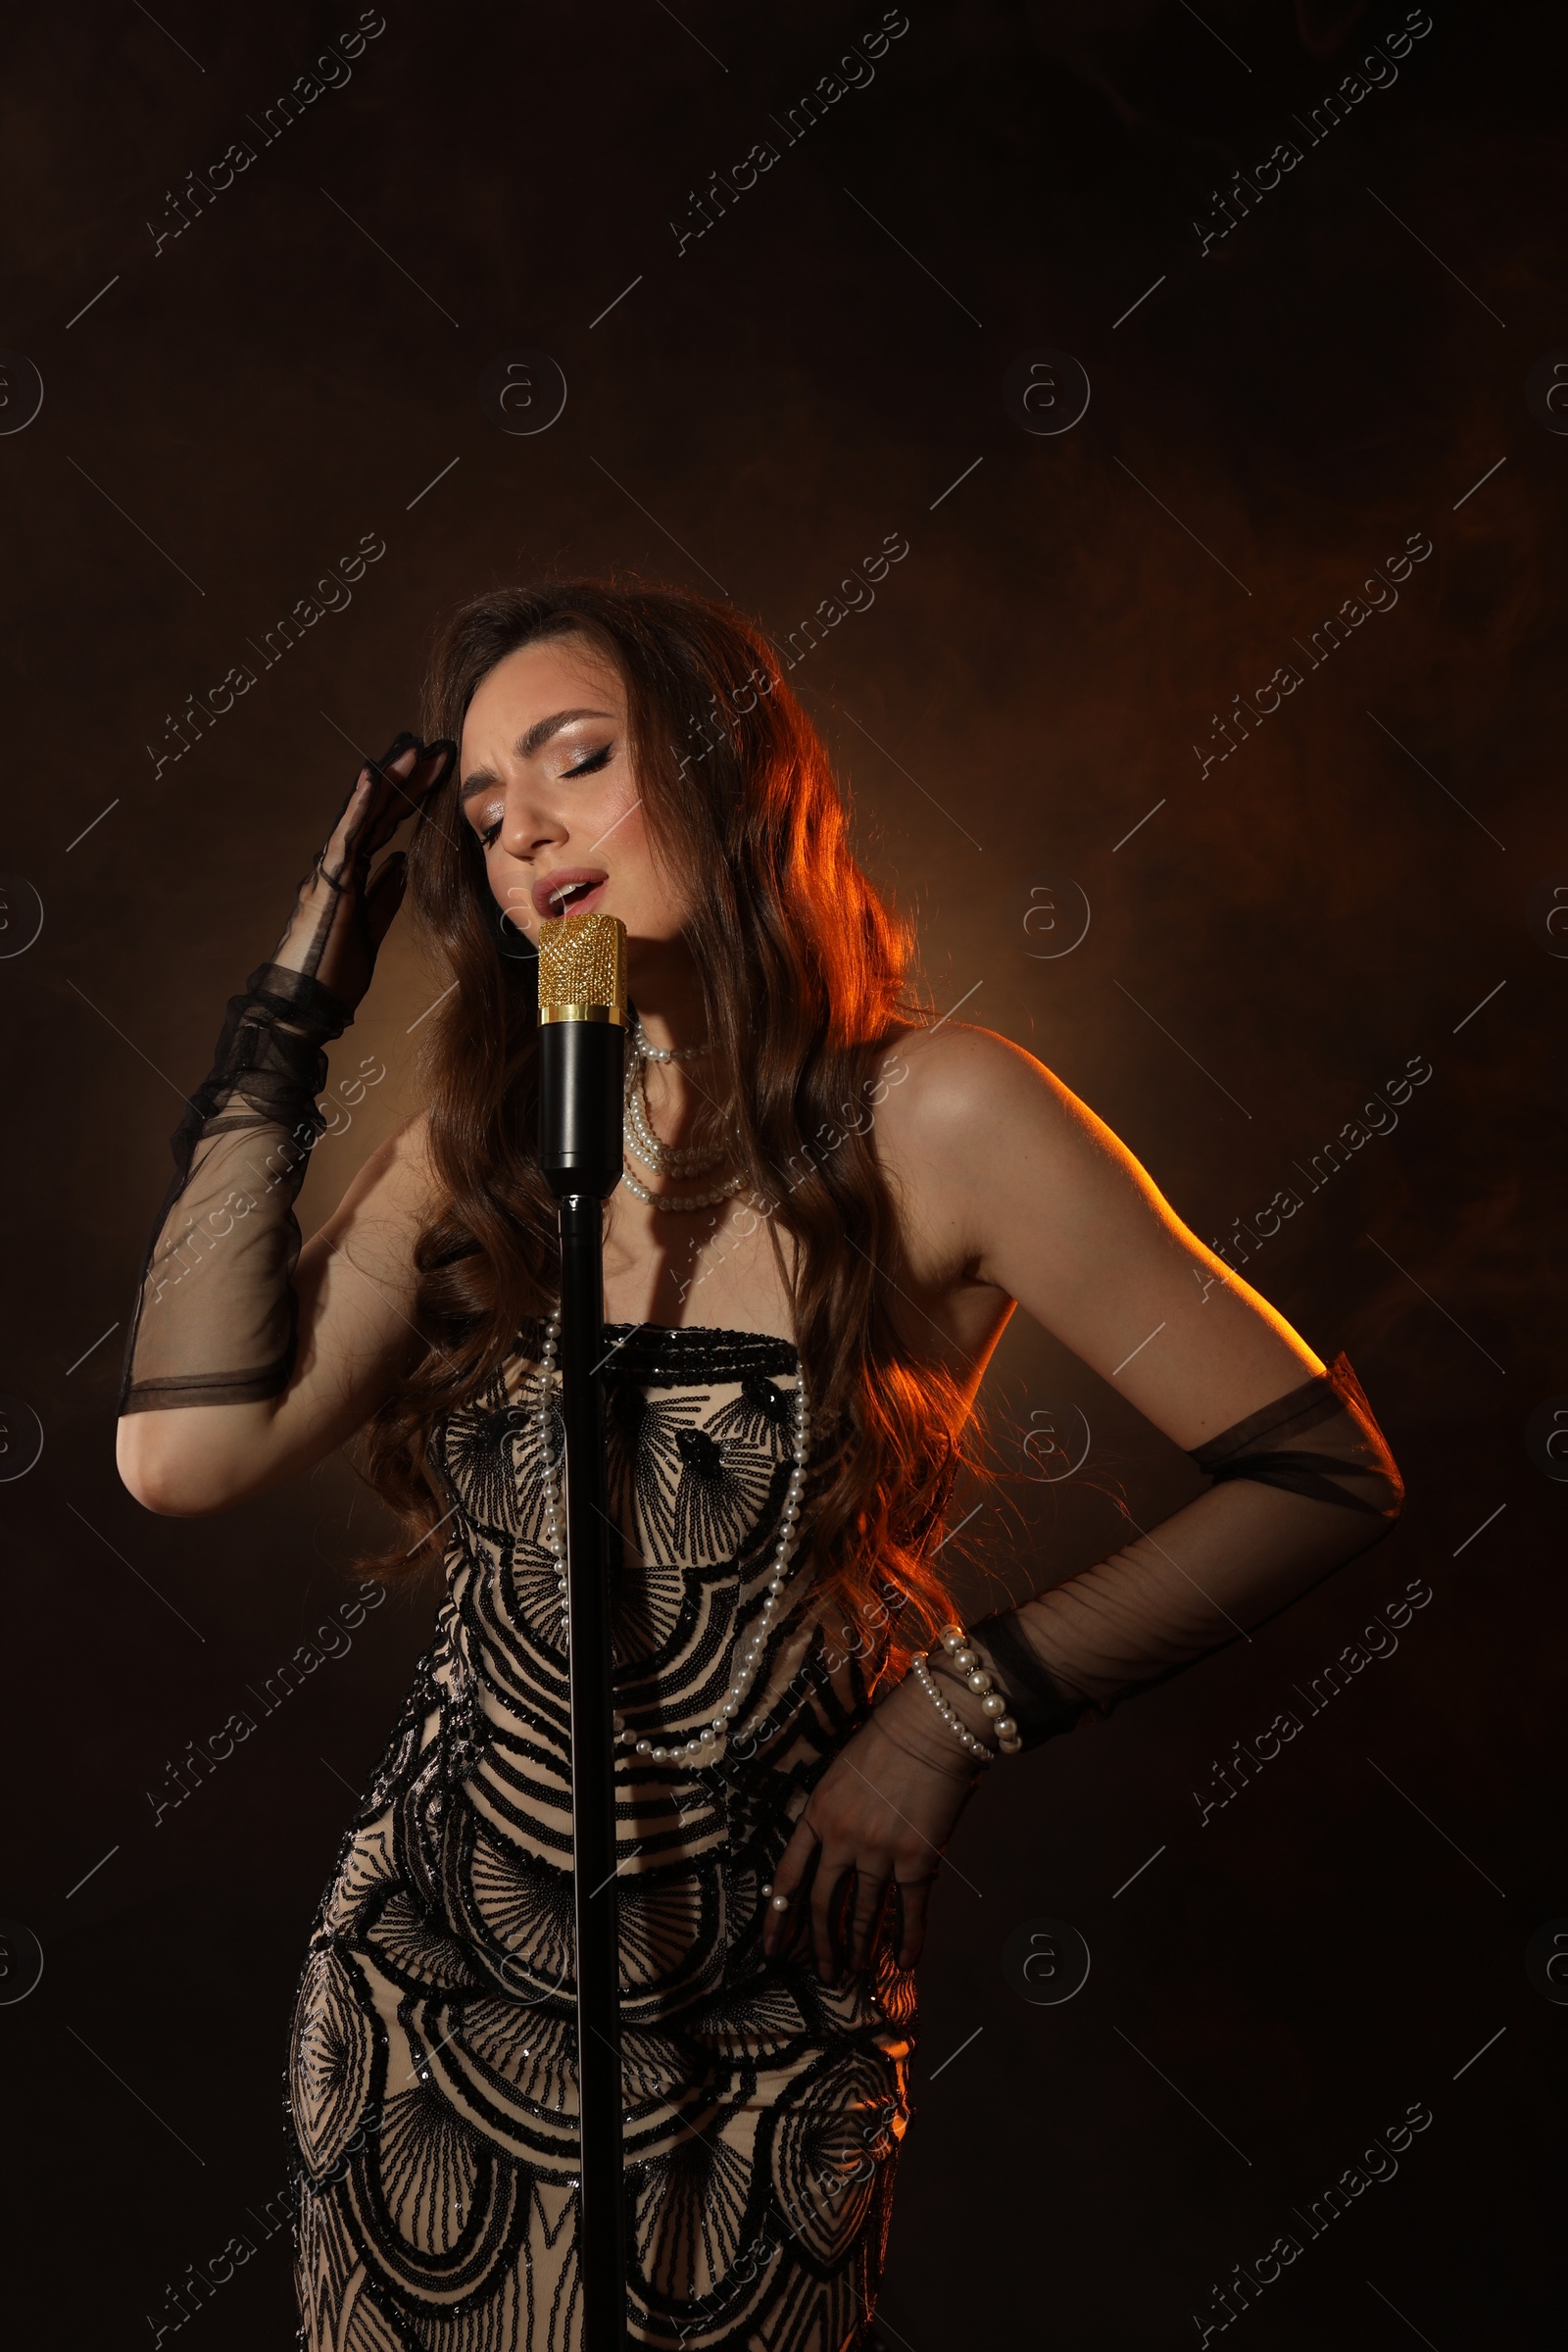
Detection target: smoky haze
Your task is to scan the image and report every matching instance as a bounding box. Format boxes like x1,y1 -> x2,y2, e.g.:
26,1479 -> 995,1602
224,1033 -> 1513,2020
0,3 -> 1560,2346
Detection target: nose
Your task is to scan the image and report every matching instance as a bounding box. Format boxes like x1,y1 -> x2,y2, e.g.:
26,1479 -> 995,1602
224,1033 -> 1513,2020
497,771 -> 564,863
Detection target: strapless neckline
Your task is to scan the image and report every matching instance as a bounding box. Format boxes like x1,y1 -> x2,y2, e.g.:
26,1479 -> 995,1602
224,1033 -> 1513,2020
605,1318 -> 798,1352
516,1312 -> 800,1374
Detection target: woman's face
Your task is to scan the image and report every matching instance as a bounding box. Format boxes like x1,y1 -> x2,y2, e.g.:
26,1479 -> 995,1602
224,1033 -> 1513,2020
458,632 -> 691,954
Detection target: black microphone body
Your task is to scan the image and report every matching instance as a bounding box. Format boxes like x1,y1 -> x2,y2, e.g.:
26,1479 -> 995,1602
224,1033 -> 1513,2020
535,913 -> 629,2351
539,1018 -> 625,1199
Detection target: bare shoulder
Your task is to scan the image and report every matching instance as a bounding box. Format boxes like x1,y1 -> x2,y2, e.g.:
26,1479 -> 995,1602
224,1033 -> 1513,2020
868,1016 -> 1178,1298
869,1018 -> 1323,1435
872,1018 -> 1099,1172
859,1020 -> 1092,1314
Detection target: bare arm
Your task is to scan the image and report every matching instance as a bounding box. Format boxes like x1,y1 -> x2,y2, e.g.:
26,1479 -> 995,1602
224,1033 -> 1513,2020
886,1022 -> 1404,1706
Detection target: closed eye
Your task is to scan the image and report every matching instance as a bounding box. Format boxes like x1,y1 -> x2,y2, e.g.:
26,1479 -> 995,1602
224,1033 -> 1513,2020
471,742 -> 615,849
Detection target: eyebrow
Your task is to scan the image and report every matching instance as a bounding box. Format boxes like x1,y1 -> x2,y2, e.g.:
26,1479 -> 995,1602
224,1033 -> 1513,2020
459,708 -> 617,799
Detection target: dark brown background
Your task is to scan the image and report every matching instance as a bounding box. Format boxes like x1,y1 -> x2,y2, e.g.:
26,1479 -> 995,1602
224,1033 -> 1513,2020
1,1 -> 1562,2343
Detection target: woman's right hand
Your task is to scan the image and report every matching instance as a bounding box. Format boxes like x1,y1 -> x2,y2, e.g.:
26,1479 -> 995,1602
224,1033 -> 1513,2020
762,1670 -> 984,1983
270,732 -> 456,1012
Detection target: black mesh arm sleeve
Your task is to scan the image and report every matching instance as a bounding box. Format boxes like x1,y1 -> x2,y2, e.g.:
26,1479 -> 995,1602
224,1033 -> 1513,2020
962,1351 -> 1403,1750
117,963 -> 353,1413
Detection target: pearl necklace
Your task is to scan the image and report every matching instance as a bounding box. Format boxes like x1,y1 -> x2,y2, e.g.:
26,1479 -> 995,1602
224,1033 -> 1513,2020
620,1015 -> 748,1213
624,1055 -> 729,1178
630,1017 -> 710,1064
531,1307 -> 810,1766
618,1162 -> 751,1214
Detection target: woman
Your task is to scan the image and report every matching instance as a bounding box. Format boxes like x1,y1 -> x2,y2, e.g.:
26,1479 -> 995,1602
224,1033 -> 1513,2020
116,581 -> 1403,2351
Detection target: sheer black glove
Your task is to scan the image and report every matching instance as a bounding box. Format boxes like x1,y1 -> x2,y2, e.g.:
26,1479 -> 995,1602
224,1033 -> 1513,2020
118,734 -> 452,1414
270,732 -> 455,1010
956,1351 -> 1402,1741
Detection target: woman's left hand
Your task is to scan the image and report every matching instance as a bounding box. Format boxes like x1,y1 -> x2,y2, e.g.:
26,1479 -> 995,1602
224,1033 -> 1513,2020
761,1667 -> 986,1984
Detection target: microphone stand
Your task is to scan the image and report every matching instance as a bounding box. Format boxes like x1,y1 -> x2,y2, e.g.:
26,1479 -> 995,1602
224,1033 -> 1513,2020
537,915 -> 630,2350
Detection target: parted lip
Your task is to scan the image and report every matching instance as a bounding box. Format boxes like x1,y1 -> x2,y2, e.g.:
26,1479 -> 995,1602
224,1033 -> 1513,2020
531,866 -> 610,918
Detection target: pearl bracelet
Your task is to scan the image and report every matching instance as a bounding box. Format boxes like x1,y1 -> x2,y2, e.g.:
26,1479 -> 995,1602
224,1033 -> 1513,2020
908,1621 -> 1023,1762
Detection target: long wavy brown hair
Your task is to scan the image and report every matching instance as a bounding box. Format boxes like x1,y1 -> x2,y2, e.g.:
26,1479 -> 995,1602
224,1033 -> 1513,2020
358,577 -> 979,1662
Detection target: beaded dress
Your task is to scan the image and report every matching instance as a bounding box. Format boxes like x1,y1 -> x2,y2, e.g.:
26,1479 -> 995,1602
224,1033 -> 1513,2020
285,1315 -> 909,2352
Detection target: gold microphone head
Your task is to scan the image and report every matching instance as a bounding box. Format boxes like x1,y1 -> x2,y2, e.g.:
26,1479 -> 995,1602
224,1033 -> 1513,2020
537,910 -> 627,1027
